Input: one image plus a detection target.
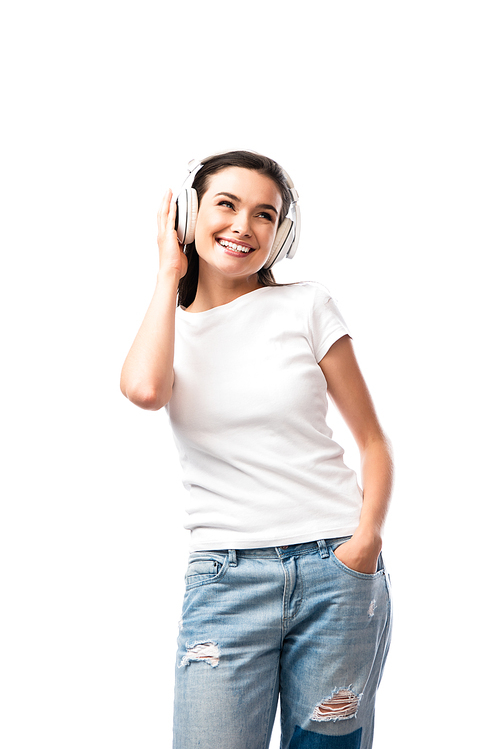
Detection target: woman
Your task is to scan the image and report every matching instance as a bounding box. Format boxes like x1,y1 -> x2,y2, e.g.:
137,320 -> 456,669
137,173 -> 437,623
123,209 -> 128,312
120,151 -> 393,749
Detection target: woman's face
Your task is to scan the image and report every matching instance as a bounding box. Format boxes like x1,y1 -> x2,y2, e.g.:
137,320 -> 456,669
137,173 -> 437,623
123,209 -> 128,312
194,167 -> 282,281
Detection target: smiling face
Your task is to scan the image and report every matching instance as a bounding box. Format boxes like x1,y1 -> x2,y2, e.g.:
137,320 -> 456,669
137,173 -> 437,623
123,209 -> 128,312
194,167 -> 283,283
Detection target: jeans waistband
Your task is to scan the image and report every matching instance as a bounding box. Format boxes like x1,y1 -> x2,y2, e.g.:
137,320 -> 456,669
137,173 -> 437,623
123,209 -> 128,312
219,537 -> 351,565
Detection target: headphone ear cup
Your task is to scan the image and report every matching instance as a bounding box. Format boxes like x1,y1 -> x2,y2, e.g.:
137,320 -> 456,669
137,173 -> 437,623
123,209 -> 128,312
175,188 -> 198,245
263,218 -> 293,269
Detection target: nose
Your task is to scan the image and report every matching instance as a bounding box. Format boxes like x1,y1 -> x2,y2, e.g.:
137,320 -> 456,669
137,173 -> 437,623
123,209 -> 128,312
231,211 -> 252,237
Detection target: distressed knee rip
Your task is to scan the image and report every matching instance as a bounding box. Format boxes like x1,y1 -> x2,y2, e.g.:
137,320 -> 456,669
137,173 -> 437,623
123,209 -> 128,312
179,641 -> 220,668
311,688 -> 361,722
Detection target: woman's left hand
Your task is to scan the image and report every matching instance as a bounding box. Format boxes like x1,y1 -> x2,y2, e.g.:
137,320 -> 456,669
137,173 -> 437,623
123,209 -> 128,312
334,532 -> 382,575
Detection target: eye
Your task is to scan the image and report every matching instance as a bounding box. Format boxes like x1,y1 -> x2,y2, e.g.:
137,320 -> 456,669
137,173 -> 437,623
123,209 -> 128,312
217,200 -> 235,210
258,211 -> 273,221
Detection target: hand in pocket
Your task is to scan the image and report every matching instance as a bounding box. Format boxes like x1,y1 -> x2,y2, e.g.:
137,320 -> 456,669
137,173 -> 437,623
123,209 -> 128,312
334,537 -> 381,575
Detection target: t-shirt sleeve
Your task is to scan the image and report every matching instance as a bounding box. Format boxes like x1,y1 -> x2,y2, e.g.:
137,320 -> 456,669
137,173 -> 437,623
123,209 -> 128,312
308,283 -> 351,362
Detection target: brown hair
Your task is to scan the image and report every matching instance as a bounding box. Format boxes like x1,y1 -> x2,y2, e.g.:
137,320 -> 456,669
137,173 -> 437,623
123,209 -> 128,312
177,151 -> 293,308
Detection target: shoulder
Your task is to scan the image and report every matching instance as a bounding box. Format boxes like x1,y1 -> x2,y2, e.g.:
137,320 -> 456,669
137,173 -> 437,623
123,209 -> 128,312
266,281 -> 334,307
273,282 -> 342,319
263,284 -> 348,337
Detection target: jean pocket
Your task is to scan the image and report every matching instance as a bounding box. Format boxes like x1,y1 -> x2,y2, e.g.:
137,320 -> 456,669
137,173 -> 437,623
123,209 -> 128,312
331,546 -> 386,581
185,553 -> 229,589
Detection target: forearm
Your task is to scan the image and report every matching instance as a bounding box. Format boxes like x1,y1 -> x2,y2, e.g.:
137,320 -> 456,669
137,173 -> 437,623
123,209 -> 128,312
120,269 -> 180,410
357,434 -> 394,541
334,434 -> 393,574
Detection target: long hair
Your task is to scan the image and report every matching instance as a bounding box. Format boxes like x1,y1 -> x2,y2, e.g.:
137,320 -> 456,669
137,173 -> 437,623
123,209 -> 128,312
177,151 -> 293,309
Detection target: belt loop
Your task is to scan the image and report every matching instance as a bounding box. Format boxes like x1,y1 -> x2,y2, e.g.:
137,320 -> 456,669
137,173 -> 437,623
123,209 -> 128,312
317,539 -> 329,559
228,549 -> 237,567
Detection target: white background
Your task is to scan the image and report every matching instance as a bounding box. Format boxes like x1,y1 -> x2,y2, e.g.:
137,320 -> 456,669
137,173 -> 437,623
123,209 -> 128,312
1,1 -> 498,747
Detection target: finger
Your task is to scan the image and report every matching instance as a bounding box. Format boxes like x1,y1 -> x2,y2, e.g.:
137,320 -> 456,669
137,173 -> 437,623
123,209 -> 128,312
157,192 -> 167,229
157,189 -> 171,217
167,193 -> 178,230
157,189 -> 172,234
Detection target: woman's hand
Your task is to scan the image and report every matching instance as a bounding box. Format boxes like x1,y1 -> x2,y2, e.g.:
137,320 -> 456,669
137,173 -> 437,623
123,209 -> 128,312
334,530 -> 382,575
157,189 -> 188,280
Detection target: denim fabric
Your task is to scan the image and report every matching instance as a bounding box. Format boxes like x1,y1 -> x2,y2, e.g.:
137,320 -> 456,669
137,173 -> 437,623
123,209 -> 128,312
173,538 -> 392,749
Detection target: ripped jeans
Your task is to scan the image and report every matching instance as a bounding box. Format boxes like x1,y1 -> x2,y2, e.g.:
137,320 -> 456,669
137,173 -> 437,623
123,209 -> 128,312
173,538 -> 392,749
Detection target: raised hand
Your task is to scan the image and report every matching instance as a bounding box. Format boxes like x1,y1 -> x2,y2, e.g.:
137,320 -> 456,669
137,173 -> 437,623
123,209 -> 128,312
157,189 -> 188,280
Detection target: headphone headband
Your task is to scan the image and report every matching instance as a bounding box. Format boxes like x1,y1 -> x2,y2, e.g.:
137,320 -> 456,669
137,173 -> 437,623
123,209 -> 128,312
175,150 -> 300,269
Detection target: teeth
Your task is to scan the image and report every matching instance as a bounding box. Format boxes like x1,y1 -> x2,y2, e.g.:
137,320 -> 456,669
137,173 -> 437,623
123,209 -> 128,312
218,239 -> 251,253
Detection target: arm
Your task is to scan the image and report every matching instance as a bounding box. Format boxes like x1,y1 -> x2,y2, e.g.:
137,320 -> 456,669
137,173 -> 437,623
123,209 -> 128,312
319,335 -> 393,573
120,190 -> 188,410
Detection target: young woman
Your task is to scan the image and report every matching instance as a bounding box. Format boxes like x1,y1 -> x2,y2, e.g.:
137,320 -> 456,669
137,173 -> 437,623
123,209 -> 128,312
120,151 -> 393,749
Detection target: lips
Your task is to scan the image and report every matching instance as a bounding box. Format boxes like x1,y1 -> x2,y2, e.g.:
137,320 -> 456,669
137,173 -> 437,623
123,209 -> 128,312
216,238 -> 255,254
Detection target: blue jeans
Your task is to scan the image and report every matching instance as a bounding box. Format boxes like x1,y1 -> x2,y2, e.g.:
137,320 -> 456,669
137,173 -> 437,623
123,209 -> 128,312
173,538 -> 392,749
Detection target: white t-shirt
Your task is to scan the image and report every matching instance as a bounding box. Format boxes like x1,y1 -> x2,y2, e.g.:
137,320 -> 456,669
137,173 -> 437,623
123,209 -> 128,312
166,282 -> 363,551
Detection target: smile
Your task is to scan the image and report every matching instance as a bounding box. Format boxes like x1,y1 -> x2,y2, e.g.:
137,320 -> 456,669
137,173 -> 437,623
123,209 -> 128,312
217,239 -> 254,254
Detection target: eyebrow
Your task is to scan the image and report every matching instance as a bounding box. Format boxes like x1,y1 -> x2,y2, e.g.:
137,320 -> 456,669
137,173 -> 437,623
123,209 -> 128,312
214,192 -> 279,215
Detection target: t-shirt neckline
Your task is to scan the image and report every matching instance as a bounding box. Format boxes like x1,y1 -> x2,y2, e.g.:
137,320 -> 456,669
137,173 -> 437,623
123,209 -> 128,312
178,285 -> 272,316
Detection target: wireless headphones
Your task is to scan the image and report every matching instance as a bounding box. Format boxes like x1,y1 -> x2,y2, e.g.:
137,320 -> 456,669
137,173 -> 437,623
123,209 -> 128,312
175,151 -> 300,269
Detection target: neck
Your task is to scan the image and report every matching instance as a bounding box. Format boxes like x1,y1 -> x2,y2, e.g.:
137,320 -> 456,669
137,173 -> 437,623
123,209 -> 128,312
186,262 -> 262,313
